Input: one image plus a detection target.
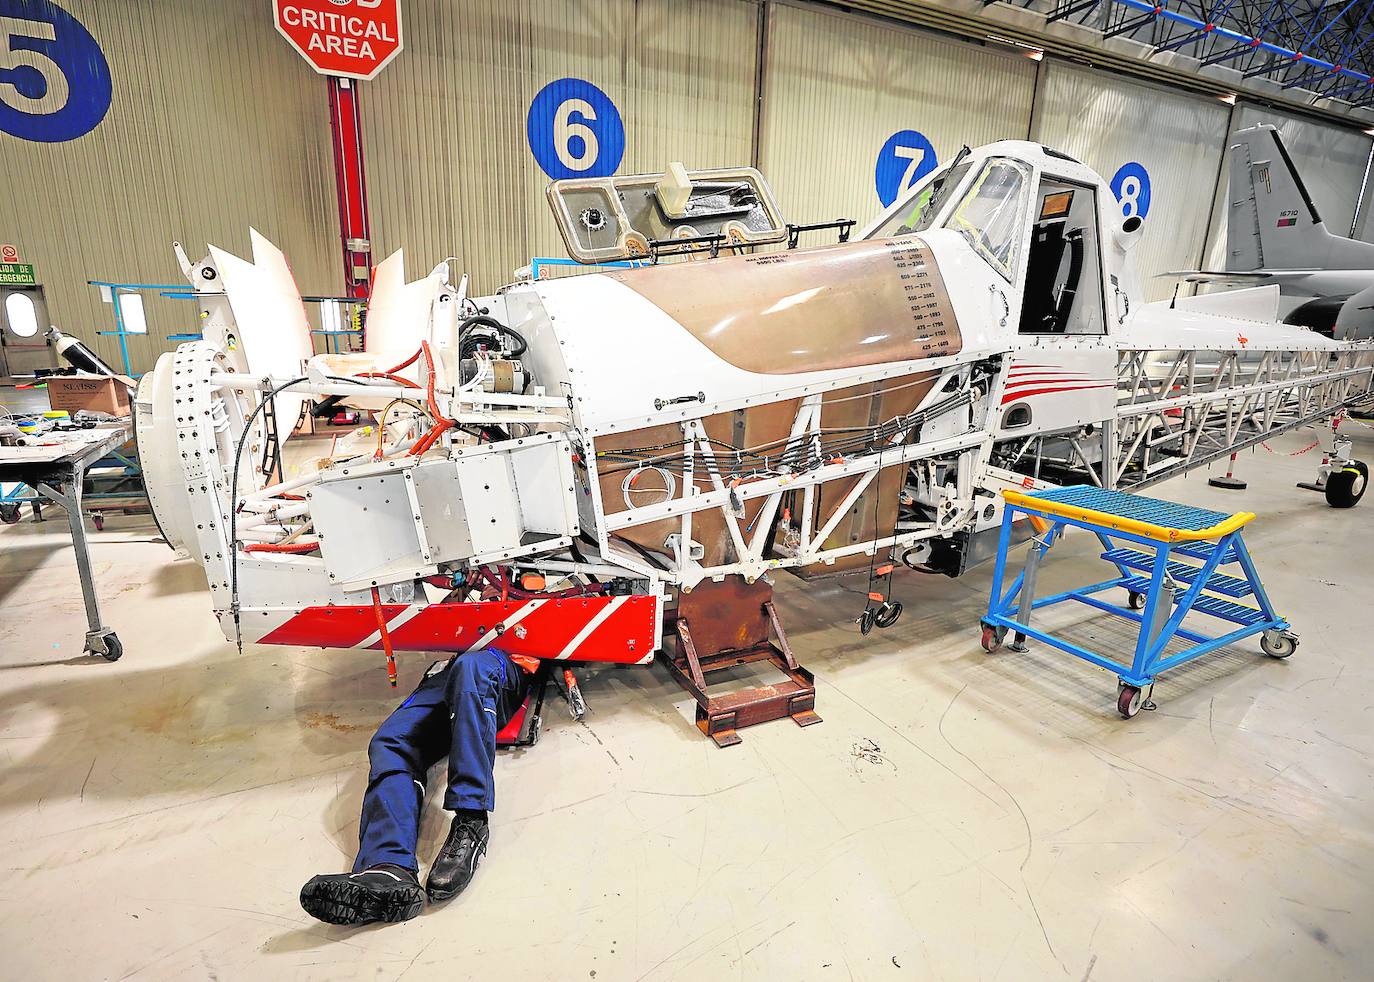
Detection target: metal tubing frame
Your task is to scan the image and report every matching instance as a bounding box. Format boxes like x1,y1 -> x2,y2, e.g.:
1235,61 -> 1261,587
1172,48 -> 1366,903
983,499 -> 1288,688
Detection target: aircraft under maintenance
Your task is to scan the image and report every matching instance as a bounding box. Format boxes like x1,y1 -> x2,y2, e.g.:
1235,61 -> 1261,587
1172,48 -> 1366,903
135,139 -> 1374,744
1175,123 -> 1374,340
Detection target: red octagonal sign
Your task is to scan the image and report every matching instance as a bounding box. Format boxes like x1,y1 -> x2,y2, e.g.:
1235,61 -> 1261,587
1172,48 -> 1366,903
274,0 -> 403,81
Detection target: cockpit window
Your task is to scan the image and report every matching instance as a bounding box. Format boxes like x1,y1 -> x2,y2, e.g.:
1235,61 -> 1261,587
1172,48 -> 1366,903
945,157 -> 1031,282
871,159 -> 976,238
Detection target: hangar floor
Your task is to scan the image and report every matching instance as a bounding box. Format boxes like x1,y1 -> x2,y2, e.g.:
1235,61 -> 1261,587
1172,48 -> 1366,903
1,423 -> 1371,980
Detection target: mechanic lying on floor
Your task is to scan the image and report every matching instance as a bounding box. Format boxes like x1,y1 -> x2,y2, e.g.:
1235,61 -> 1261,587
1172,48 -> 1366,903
301,647 -> 531,925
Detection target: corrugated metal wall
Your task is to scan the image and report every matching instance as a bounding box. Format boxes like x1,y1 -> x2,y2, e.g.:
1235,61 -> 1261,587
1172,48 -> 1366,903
1031,61 -> 1232,301
0,1 -> 338,374
9,0 -> 1374,376
758,1 -> 1037,234
1201,102 -> 1374,268
359,0 -> 759,295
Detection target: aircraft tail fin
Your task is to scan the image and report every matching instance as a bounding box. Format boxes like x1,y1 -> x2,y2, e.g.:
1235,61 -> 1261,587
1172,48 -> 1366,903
1226,124 -> 1327,271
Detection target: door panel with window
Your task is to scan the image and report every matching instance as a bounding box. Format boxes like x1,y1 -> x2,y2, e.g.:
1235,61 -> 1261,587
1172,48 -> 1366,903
0,287 -> 54,378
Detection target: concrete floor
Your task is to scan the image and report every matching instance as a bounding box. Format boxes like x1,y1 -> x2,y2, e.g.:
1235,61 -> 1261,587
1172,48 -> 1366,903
2,422 -> 1372,981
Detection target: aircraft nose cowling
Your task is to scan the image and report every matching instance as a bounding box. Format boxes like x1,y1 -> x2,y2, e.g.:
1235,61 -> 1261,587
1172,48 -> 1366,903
601,235 -> 963,374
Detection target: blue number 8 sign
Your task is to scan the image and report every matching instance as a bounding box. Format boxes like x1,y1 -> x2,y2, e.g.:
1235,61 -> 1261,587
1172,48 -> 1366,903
0,0 -> 111,143
1110,162 -> 1151,221
527,78 -> 625,181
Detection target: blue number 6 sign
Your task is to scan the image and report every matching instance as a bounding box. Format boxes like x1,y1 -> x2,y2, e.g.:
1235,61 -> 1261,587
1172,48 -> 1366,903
0,0 -> 111,143
526,77 -> 625,181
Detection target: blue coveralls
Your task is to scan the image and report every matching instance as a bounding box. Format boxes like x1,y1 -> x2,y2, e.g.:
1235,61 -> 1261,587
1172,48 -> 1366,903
353,647 -> 528,873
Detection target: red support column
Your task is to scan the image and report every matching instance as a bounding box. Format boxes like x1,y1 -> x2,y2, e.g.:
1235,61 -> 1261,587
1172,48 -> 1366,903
327,76 -> 372,300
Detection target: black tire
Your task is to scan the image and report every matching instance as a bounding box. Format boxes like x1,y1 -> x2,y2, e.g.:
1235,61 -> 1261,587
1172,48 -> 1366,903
96,634 -> 123,662
1325,461 -> 1368,508
875,601 -> 903,629
0,503 -> 20,525
858,608 -> 877,636
1127,590 -> 1146,611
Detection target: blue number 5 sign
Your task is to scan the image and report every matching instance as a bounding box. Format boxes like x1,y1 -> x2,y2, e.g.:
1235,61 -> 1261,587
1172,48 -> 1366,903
0,0 -> 111,142
527,78 -> 625,181
875,130 -> 937,207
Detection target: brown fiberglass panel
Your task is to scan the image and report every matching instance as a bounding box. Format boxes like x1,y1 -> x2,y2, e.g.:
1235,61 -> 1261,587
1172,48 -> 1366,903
604,237 -> 961,375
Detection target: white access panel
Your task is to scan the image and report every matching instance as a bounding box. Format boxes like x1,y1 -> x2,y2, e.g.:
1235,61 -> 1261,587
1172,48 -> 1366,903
310,468 -> 431,589
1032,61 -> 1232,301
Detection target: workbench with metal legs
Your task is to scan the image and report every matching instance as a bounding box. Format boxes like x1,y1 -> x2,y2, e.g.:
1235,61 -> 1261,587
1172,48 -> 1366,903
0,425 -> 129,660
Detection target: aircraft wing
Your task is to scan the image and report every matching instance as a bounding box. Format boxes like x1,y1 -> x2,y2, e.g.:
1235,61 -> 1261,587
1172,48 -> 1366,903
1157,270 -> 1275,285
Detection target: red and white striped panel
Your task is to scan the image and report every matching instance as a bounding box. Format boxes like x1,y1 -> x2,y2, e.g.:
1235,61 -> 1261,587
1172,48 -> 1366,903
1002,363 -> 1113,405
253,595 -> 658,665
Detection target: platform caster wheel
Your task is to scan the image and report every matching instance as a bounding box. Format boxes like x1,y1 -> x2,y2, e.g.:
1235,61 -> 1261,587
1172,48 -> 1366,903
529,714 -> 542,747
0,503 -> 19,525
1324,460 -> 1367,508
92,513 -> 105,531
87,633 -> 122,662
1117,684 -> 1142,719
875,601 -> 902,629
1126,590 -> 1146,611
979,621 -> 1007,653
1260,630 -> 1297,658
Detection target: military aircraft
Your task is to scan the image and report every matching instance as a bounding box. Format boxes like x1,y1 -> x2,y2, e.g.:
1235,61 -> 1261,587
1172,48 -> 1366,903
1171,123 -> 1374,341
134,139 -> 1374,742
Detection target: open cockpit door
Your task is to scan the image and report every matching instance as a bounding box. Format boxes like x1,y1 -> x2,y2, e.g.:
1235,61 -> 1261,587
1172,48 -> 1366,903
999,172 -> 1115,440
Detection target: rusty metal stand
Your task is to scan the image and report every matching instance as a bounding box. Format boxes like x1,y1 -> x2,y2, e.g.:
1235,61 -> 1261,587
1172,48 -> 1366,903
661,578 -> 821,747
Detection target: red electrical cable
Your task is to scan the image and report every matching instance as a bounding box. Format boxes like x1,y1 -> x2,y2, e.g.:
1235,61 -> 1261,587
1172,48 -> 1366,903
371,586 -> 399,687
358,371 -> 421,388
383,349 -> 421,374
409,340 -> 455,456
242,541 -> 320,554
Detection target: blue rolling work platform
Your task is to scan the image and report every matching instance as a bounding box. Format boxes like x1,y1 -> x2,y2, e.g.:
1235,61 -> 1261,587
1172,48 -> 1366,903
980,485 -> 1297,719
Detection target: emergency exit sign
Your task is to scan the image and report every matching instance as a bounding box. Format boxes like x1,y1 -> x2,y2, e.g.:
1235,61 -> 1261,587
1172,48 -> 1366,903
274,0 -> 403,81
0,263 -> 35,286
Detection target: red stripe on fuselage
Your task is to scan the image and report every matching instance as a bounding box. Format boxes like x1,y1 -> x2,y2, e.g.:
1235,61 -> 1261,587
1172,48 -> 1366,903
1001,383 -> 1115,405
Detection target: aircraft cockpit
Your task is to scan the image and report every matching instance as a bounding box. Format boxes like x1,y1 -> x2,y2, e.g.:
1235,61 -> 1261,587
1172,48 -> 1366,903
1017,176 -> 1106,337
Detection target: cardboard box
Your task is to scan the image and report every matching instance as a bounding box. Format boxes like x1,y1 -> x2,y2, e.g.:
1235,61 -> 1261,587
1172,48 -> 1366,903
46,374 -> 132,417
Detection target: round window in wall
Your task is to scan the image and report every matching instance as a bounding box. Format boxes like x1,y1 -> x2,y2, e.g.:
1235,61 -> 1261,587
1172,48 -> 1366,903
5,293 -> 38,338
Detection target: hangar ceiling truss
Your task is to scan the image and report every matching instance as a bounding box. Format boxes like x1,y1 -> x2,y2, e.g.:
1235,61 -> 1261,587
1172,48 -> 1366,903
996,0 -> 1374,113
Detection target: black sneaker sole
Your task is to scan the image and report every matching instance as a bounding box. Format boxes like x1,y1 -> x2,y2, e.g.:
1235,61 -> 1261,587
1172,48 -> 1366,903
300,879 -> 424,926
426,842 -> 485,903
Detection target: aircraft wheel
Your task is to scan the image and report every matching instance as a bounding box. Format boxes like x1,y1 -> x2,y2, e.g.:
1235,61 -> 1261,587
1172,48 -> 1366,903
1117,684 -> 1142,719
1325,460 -> 1367,508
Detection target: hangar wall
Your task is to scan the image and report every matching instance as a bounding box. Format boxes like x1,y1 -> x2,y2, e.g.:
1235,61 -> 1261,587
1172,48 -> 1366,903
360,0 -> 758,293
5,0 -> 1374,375
757,1 -> 1036,235
0,0 -> 339,373
1031,62 -> 1232,301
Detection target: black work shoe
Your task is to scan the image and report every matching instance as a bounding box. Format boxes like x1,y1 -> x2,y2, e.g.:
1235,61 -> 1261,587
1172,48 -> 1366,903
426,813 -> 489,902
300,864 -> 424,925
